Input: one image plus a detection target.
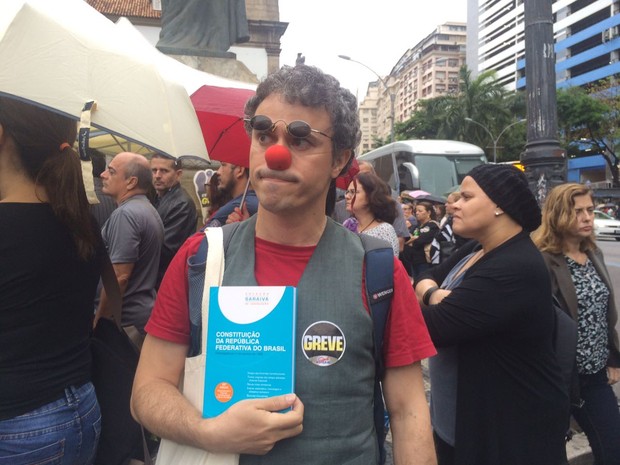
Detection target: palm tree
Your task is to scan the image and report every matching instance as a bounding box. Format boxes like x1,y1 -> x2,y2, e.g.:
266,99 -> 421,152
396,95 -> 454,140
456,67 -> 513,150
397,66 -> 514,149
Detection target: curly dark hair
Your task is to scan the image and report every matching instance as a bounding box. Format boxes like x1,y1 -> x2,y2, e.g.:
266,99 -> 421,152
245,65 -> 361,216
244,65 -> 361,160
355,172 -> 397,224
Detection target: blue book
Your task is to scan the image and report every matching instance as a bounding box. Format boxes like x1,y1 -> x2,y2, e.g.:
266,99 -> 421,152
203,286 -> 297,418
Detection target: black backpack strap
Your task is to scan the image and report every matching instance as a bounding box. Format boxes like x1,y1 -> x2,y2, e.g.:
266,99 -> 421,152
187,223 -> 241,357
359,234 -> 394,465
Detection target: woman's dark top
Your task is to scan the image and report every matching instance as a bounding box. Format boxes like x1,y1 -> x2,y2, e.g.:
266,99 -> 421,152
410,220 -> 439,265
0,203 -> 102,419
419,232 -> 569,465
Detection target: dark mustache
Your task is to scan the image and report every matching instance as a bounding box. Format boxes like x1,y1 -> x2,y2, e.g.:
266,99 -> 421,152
255,168 -> 299,183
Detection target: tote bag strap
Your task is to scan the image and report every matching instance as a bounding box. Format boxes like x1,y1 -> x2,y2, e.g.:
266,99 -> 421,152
201,227 -> 225,355
155,227 -> 237,465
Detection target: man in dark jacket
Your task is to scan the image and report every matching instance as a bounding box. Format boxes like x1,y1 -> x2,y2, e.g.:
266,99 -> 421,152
151,154 -> 197,287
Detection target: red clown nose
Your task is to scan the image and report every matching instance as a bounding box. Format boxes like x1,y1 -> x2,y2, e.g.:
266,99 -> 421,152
265,145 -> 292,171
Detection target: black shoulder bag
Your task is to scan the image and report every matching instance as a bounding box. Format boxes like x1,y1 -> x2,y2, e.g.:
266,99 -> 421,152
91,253 -> 151,465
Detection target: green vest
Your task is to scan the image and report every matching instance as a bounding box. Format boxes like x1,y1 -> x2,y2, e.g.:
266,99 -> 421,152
223,217 -> 378,465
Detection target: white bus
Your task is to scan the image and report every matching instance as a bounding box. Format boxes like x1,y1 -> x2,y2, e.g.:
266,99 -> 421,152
357,140 -> 487,197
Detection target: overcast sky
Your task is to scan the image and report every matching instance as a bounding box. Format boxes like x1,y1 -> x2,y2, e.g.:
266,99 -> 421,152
278,0 -> 468,100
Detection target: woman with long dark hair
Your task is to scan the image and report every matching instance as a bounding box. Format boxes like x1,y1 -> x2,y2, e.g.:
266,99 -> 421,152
344,172 -> 399,256
533,183 -> 620,465
0,96 -> 103,464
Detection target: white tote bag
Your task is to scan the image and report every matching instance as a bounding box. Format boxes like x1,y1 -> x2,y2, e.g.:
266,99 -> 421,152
156,228 -> 239,465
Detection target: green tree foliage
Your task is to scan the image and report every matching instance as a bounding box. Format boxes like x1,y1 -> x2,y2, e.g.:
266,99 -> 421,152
457,67 -> 511,136
395,66 -> 526,162
557,84 -> 618,185
557,86 -> 609,140
586,77 -> 620,155
371,135 -> 390,150
393,65 -> 615,169
395,96 -> 452,140
498,91 -> 528,161
587,79 -> 620,186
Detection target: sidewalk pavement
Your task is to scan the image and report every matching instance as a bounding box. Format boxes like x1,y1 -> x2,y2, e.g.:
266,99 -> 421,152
566,432 -> 593,465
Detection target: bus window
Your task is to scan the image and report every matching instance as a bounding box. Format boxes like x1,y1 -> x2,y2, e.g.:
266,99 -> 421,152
357,140 -> 487,197
398,163 -> 415,192
413,155 -> 457,195
374,154 -> 396,192
455,156 -> 488,181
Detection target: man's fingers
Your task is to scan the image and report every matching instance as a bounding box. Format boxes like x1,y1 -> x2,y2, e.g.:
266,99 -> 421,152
225,207 -> 243,224
241,202 -> 249,218
255,393 -> 299,413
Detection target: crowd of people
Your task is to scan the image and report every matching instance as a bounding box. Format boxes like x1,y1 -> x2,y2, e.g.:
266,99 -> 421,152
1,64 -> 619,465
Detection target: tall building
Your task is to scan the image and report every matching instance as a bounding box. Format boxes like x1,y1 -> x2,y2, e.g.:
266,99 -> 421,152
357,82 -> 380,154
469,0 -> 620,90
357,22 -> 466,154
393,22 -> 466,120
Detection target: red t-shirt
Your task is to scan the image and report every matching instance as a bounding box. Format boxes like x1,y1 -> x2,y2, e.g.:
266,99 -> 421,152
147,233 -> 436,368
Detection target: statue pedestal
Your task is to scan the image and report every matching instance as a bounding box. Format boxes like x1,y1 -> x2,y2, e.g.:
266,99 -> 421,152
167,54 -> 259,84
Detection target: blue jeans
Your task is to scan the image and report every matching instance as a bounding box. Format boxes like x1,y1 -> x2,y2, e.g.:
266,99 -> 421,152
573,369 -> 620,465
0,382 -> 101,465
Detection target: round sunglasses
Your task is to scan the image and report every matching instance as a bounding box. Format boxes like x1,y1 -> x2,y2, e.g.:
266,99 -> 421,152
245,115 -> 332,140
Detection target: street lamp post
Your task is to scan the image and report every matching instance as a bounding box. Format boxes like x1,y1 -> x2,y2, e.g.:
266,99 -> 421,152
523,0 -> 566,205
338,54 -> 395,144
465,118 -> 526,164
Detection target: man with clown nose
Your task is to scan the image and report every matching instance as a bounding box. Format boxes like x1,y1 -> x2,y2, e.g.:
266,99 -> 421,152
131,65 -> 437,465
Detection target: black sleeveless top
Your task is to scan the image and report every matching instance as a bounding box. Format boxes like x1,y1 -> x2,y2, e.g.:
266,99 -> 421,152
0,203 -> 102,419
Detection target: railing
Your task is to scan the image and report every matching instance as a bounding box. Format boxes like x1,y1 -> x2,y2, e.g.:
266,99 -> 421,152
588,180 -> 613,189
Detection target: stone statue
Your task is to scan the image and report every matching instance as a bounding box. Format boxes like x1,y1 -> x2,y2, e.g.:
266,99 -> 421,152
156,0 -> 250,58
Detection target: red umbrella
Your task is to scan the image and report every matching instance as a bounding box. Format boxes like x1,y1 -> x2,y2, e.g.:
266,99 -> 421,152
190,85 -> 256,167
336,158 -> 360,189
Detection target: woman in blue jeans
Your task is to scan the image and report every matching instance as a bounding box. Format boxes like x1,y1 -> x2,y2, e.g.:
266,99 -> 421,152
0,97 -> 103,463
534,183 -> 620,465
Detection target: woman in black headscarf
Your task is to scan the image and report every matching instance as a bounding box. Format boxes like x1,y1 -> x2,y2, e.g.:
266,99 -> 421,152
415,164 -> 569,465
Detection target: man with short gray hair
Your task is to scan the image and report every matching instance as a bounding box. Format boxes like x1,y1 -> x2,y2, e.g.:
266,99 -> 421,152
99,152 -> 163,345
